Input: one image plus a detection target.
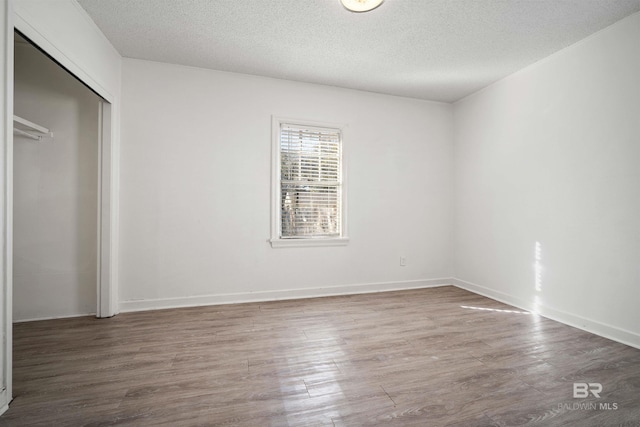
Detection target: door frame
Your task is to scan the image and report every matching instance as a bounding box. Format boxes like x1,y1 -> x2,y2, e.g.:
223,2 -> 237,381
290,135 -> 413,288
12,7 -> 119,318
1,0 -> 120,412
97,100 -> 114,318
12,30 -> 117,317
1,0 -> 13,414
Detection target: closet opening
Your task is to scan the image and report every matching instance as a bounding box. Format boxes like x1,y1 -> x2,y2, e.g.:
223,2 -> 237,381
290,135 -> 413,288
12,30 -> 112,322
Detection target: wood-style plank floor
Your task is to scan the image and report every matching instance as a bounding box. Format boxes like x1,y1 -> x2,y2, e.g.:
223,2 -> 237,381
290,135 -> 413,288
2,286 -> 640,426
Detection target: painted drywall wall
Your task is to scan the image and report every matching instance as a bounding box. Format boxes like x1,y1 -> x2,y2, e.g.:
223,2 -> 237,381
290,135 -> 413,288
119,59 -> 454,309
13,39 -> 100,321
453,13 -> 640,347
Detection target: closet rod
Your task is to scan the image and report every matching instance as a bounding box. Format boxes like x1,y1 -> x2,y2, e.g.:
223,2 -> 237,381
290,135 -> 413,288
13,115 -> 53,140
14,128 -> 42,141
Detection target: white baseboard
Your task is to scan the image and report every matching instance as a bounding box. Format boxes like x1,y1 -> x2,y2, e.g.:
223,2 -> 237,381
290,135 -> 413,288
13,311 -> 97,323
452,278 -> 640,350
119,278 -> 453,313
19,277 -> 637,351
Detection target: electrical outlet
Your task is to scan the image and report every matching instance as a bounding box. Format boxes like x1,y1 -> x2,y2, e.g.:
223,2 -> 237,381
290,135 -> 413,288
400,256 -> 406,266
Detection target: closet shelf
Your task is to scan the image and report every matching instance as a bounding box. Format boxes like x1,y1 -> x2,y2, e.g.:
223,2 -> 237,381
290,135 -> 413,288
13,115 -> 53,141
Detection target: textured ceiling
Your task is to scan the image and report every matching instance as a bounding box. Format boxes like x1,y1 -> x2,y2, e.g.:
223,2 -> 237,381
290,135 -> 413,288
77,0 -> 640,103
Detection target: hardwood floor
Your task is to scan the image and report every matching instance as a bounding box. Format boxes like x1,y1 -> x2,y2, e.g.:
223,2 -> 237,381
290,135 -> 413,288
2,286 -> 640,426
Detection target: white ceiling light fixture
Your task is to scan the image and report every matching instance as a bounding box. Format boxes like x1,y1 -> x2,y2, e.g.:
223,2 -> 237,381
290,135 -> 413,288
340,0 -> 384,13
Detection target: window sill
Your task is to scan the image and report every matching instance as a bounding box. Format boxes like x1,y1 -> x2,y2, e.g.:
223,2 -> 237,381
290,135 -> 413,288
270,237 -> 349,248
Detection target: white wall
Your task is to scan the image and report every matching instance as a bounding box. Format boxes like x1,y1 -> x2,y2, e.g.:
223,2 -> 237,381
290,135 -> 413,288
119,59 -> 454,309
453,13 -> 640,347
13,39 -> 99,321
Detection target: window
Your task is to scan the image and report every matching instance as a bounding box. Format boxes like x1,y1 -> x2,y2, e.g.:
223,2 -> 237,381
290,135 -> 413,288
271,117 -> 348,248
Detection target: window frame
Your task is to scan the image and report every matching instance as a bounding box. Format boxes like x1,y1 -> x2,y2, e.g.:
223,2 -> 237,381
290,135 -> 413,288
270,116 -> 348,248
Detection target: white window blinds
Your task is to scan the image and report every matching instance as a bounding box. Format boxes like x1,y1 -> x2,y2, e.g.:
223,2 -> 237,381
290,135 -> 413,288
279,123 -> 343,238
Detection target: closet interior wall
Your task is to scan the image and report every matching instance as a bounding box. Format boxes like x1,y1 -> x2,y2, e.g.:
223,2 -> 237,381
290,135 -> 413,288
13,33 -> 100,321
